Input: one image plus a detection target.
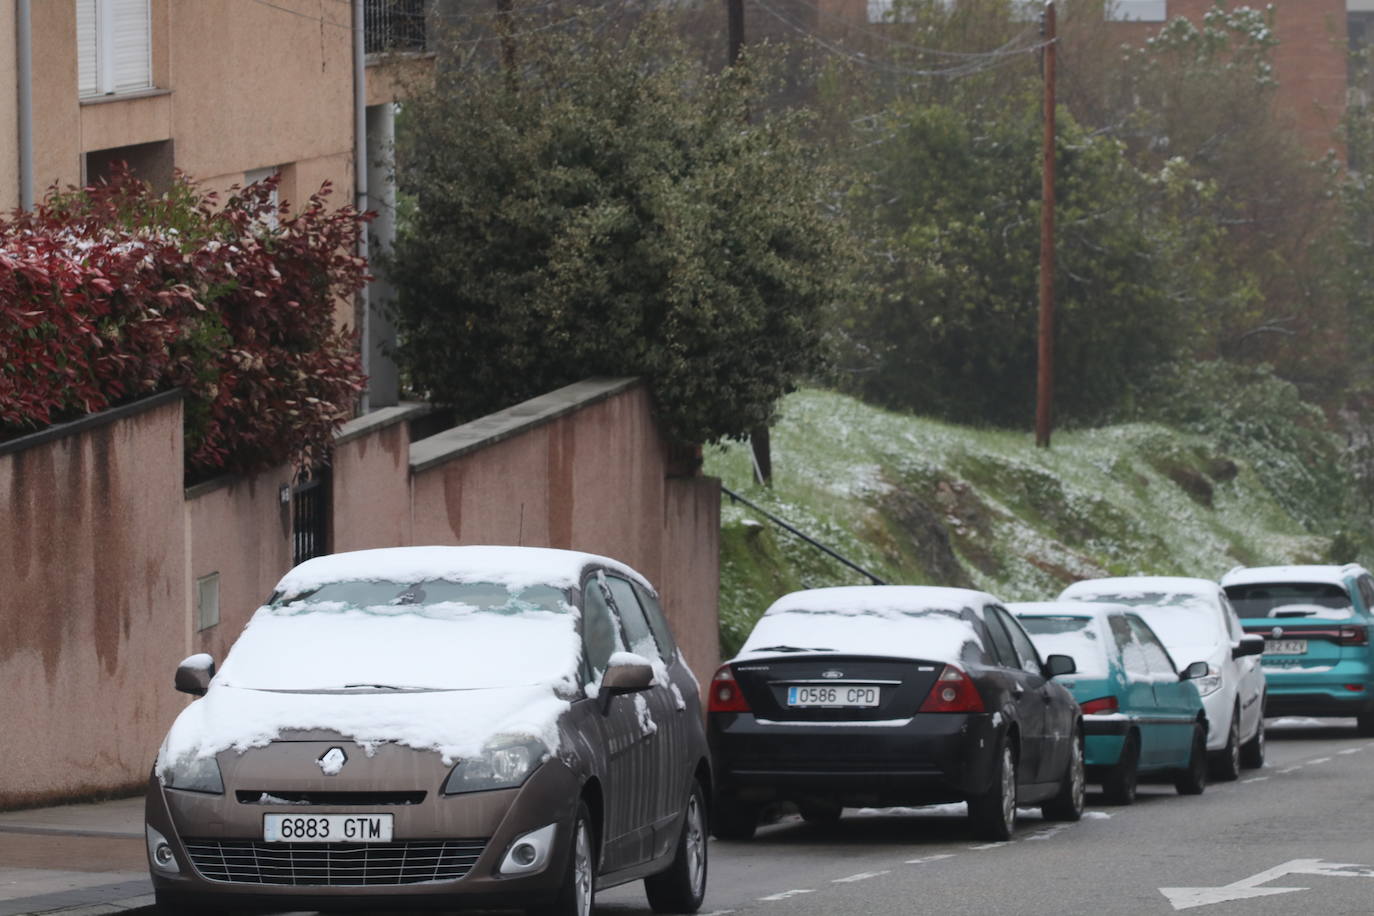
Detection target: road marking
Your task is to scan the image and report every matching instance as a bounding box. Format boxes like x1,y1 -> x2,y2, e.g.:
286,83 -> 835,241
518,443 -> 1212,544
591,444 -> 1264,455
905,853 -> 957,865
1161,858 -> 1374,910
1309,756 -> 1332,765
1241,776 -> 1270,784
1338,747 -> 1362,755
759,889 -> 815,902
833,870 -> 889,883
1277,765 -> 1303,774
1025,823 -> 1072,841
700,911 -> 736,915
968,841 -> 1010,851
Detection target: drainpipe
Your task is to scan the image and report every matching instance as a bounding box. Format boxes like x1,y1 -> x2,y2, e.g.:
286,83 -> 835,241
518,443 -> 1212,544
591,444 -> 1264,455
16,0 -> 34,210
353,0 -> 371,414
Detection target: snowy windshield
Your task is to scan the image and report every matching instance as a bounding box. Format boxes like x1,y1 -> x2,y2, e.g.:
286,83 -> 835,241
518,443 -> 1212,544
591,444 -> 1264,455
215,581 -> 580,691
741,606 -> 985,665
1225,583 -> 1355,621
1069,592 -> 1223,652
1018,617 -> 1109,677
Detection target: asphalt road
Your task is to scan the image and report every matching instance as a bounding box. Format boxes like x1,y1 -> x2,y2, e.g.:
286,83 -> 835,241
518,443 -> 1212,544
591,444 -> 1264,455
594,717 -> 1374,916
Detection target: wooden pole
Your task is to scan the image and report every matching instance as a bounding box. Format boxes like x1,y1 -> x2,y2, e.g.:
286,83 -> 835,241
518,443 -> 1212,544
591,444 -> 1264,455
727,0 -> 744,65
1035,1 -> 1057,448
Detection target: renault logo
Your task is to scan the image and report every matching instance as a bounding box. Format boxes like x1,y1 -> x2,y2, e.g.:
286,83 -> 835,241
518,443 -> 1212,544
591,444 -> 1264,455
318,747 -> 348,775
821,669 -> 845,679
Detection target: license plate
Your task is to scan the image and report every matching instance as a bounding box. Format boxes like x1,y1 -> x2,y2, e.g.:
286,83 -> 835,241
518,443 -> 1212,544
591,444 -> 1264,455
1265,639 -> 1308,656
263,814 -> 393,843
786,685 -> 880,707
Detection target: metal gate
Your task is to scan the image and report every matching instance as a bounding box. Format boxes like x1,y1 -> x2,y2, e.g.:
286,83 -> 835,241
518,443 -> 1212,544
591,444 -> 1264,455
292,470 -> 331,566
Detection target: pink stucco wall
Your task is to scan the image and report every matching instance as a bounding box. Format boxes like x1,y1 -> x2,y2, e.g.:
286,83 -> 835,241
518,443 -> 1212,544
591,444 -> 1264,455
0,393 -> 188,808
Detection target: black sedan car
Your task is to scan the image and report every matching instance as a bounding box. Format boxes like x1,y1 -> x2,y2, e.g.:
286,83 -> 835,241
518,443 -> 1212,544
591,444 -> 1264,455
708,586 -> 1083,841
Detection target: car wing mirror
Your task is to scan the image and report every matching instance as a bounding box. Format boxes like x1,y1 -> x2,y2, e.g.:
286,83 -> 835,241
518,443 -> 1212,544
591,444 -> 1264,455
1044,654 -> 1076,678
175,654 -> 216,696
1180,661 -> 1210,680
598,653 -> 655,713
1233,635 -> 1265,659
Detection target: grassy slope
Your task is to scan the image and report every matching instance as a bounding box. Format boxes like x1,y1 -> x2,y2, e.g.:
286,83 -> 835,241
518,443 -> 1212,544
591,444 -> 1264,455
706,388 -> 1336,657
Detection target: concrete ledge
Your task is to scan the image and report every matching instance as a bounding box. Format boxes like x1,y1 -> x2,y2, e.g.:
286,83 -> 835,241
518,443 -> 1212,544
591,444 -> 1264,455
335,401 -> 430,446
0,390 -> 182,460
410,378 -> 641,474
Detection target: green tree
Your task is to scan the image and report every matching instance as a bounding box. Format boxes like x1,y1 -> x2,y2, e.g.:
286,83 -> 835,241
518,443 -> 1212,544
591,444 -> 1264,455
387,14 -> 856,446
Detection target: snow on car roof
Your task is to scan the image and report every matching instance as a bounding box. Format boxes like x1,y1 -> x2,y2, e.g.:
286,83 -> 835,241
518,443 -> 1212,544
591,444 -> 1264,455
1059,576 -> 1219,604
1221,565 -> 1359,588
275,545 -> 650,594
737,586 -> 994,665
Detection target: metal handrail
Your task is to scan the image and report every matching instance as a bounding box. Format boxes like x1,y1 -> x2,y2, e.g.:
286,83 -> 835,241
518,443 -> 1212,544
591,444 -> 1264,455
721,486 -> 886,586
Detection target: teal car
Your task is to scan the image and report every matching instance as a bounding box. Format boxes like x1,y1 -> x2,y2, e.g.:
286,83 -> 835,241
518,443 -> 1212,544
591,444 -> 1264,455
1011,602 -> 1209,804
1222,564 -> 1374,735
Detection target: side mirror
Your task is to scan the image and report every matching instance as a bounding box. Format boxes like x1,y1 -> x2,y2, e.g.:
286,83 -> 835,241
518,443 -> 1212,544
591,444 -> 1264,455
175,654 -> 216,696
1180,660 -> 1210,681
1233,635 -> 1265,659
598,654 -> 655,714
1044,654 -> 1077,678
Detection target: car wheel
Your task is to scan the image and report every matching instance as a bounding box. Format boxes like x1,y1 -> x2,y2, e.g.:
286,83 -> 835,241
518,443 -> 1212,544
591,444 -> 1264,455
1357,711 -> 1374,738
645,781 -> 708,914
1102,731 -> 1139,806
710,796 -> 757,841
1174,723 -> 1208,796
798,801 -> 843,825
968,740 -> 1017,841
531,801 -> 595,916
1208,707 -> 1241,782
1042,727 -> 1085,822
1240,711 -> 1265,769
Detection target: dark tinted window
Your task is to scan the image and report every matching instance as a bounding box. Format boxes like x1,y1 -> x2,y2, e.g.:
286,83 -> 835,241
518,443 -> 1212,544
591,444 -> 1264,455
1225,582 -> 1355,621
1358,577 -> 1374,615
632,580 -> 677,661
982,607 -> 1018,669
581,574 -> 625,682
606,575 -> 661,662
993,607 -> 1043,675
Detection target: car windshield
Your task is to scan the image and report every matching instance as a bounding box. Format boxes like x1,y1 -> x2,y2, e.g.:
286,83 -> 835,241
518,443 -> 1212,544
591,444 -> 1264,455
1066,591 -> 1222,651
1225,583 -> 1355,621
215,580 -> 579,691
1018,616 -> 1108,677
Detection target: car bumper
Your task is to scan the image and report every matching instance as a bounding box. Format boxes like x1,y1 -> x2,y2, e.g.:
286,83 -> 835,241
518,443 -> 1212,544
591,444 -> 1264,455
144,759 -> 581,909
1081,718 -> 1130,768
1261,662 -> 1374,718
709,711 -> 999,807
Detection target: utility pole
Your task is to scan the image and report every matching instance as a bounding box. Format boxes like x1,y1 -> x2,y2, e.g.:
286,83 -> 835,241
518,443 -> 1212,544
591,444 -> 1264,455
1035,0 -> 1057,449
497,0 -> 517,78
727,0 -> 744,65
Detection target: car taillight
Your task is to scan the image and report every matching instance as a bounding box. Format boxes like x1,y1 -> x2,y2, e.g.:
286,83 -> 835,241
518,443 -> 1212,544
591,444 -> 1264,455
1080,696 -> 1119,716
1339,626 -> 1369,646
708,665 -> 751,713
918,665 -> 984,713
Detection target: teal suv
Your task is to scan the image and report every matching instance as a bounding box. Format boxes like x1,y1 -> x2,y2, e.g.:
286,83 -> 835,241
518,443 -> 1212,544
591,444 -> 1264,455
1221,564 -> 1374,735
1012,602 -> 1209,805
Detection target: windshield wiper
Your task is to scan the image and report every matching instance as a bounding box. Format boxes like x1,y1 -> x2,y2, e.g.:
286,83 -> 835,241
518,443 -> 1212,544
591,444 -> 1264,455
750,644 -> 834,653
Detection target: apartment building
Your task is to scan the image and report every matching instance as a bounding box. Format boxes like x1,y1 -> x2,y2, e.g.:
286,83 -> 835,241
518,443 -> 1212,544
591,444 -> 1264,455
1,0 -> 431,406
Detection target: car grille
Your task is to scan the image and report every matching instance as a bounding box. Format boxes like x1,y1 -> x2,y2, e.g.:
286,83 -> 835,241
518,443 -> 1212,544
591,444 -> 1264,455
183,838 -> 488,886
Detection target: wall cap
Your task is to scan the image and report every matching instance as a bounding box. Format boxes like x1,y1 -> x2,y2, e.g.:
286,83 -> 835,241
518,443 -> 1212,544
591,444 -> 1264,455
335,401 -> 430,446
410,377 -> 641,474
0,390 -> 183,460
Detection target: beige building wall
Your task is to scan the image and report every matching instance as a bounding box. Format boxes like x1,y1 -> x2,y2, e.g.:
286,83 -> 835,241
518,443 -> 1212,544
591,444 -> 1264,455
0,0 -> 16,208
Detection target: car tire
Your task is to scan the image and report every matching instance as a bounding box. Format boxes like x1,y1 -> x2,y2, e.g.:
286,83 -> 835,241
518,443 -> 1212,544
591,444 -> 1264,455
968,740 -> 1017,841
710,797 -> 757,841
798,801 -> 843,825
531,801 -> 595,916
1240,712 -> 1265,769
645,781 -> 708,914
1208,707 -> 1241,782
1174,724 -> 1208,796
1357,711 -> 1374,738
1041,727 -> 1085,822
1102,731 -> 1139,806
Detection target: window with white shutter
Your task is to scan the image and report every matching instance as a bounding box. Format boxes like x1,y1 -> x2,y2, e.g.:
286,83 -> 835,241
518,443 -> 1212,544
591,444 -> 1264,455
76,0 -> 152,99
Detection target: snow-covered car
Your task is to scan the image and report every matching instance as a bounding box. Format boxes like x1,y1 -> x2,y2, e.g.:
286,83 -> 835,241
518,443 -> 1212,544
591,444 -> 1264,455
707,586 -> 1085,842
1058,576 -> 1266,780
145,546 -> 710,916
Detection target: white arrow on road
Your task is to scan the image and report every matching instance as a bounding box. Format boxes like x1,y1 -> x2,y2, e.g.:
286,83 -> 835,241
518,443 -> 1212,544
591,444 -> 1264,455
1161,859 -> 1374,910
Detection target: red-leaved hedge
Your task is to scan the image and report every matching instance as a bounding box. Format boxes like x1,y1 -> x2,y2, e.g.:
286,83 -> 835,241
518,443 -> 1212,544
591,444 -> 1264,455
0,169 -> 368,478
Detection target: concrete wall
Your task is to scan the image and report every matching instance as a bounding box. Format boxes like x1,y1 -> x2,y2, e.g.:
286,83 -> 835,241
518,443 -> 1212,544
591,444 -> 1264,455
0,393 -> 188,807
0,379 -> 720,808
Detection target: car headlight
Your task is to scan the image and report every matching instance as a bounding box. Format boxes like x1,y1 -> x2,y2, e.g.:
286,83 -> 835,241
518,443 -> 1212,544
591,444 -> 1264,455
161,753 -> 225,795
1195,665 -> 1224,697
443,737 -> 548,795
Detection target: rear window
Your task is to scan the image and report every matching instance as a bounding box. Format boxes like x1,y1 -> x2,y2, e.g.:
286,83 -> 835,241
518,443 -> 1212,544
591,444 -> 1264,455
1018,616 -> 1108,677
1224,583 -> 1355,621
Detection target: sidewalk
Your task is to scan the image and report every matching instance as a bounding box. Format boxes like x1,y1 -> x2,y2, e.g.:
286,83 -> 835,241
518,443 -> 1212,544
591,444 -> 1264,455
0,797 -> 152,916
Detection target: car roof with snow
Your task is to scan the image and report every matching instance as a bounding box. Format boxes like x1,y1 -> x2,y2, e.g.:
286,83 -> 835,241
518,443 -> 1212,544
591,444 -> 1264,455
274,545 -> 651,596
1008,600 -> 1135,619
1220,565 -> 1365,588
1060,576 -> 1221,603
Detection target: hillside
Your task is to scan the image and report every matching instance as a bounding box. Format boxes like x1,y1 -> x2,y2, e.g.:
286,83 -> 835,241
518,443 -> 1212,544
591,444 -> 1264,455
704,389 -> 1343,656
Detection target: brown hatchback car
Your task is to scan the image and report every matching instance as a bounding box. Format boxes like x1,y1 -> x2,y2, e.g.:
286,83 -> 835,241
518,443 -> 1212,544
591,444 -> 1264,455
145,546 -> 711,915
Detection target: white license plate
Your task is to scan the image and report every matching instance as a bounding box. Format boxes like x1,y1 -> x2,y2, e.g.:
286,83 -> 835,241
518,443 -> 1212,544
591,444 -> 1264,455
786,685 -> 880,707
1265,640 -> 1308,656
262,814 -> 393,843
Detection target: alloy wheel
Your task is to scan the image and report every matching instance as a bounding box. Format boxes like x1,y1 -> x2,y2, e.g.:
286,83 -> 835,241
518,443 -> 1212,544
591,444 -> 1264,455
573,819 -> 593,916
685,793 -> 706,898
